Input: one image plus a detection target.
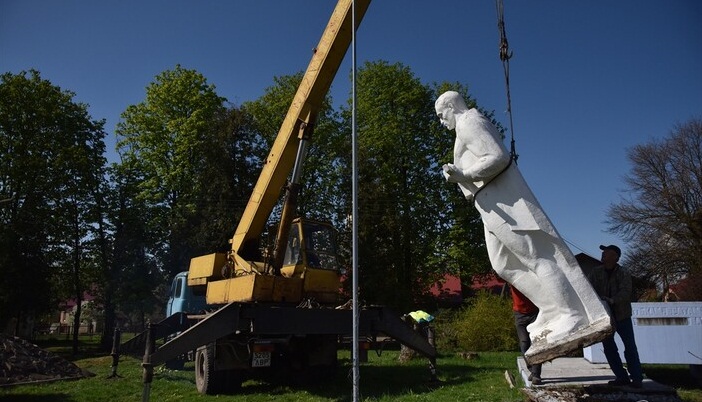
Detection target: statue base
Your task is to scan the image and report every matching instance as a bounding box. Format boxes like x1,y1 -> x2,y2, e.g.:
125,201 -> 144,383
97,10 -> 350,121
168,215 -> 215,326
524,317 -> 613,365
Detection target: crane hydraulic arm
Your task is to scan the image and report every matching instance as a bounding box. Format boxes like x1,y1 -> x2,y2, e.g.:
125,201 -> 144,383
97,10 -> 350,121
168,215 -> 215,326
231,0 -> 371,260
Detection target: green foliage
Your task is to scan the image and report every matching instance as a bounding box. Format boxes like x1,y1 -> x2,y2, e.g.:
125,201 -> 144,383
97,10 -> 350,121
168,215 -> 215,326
345,61 -> 452,311
0,70 -> 107,332
336,62 -> 497,312
115,65 -> 254,279
437,291 -> 517,352
243,73 -> 348,227
2,63 -> 501,351
112,66 -> 268,333
105,166 -> 164,336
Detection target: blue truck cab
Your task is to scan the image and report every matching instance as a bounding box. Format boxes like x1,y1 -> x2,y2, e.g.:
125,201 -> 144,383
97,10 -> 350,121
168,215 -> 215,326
166,271 -> 208,317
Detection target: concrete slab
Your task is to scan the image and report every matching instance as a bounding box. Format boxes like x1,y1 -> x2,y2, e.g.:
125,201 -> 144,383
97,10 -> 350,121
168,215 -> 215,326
517,356 -> 675,392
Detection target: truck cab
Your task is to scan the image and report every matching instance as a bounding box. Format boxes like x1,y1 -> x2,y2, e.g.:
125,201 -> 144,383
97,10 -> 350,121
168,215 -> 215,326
166,271 -> 208,317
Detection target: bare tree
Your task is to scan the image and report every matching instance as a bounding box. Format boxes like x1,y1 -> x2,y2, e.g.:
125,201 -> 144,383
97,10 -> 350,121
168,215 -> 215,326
607,118 -> 702,300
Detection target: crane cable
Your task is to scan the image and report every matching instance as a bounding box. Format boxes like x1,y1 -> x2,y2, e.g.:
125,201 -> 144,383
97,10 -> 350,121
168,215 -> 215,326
496,0 -> 518,164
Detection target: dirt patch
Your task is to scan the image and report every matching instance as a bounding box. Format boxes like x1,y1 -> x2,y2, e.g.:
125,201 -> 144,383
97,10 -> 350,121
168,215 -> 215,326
521,386 -> 684,402
0,334 -> 92,386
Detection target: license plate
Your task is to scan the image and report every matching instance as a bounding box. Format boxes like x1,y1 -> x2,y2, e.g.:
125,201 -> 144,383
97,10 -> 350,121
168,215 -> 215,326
251,351 -> 271,367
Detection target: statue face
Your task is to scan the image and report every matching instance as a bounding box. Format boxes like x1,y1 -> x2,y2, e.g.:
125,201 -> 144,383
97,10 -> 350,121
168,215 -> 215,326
436,104 -> 456,130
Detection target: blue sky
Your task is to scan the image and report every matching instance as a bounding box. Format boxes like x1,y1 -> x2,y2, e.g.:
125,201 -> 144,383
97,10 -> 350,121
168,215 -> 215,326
2,0 -> 701,259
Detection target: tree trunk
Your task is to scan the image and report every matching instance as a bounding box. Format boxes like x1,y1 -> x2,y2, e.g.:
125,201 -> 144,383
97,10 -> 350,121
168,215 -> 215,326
72,294 -> 82,356
101,301 -> 116,351
72,227 -> 82,356
95,195 -> 115,352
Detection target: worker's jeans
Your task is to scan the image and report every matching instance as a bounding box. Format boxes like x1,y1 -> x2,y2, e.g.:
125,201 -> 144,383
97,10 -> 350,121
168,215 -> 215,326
602,317 -> 643,383
514,311 -> 541,377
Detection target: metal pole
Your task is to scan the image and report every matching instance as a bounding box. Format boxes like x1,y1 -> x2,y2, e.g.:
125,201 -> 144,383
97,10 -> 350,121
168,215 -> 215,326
351,1 -> 360,401
427,325 -> 438,383
108,327 -> 121,378
141,322 -> 154,402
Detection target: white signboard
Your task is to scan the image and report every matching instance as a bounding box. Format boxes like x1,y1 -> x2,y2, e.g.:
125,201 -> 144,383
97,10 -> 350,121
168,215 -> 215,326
583,302 -> 702,365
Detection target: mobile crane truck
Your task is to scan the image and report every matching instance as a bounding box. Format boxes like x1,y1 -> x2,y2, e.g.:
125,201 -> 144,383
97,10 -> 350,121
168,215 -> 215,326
129,0 -> 438,395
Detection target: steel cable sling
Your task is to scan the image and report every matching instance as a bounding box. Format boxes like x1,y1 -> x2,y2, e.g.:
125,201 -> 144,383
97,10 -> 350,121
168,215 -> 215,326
472,0 -> 519,202
496,0 -> 518,165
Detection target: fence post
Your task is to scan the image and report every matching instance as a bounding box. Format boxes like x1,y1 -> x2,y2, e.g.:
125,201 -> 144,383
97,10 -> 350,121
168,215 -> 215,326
107,327 -> 122,378
141,322 -> 155,402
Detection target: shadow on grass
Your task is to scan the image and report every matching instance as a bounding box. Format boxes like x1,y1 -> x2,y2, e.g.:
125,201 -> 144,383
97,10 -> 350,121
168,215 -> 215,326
0,394 -> 74,402
33,338 -> 106,362
229,362 -> 478,401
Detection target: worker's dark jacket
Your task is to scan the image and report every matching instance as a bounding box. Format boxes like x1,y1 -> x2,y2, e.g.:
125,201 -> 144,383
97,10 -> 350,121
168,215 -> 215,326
587,264 -> 633,322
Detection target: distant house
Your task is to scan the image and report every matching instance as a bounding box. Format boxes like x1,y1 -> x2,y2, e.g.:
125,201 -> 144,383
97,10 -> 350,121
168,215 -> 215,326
54,292 -> 101,335
429,274 -> 463,306
427,272 -> 508,308
468,274 -> 507,297
456,253 -> 602,302
668,276 -> 702,301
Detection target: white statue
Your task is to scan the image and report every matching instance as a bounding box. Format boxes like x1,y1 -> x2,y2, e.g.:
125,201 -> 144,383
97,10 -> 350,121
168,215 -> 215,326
436,91 -> 612,363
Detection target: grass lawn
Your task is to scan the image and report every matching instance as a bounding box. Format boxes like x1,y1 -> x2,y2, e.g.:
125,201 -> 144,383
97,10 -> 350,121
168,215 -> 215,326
1,337 -> 700,401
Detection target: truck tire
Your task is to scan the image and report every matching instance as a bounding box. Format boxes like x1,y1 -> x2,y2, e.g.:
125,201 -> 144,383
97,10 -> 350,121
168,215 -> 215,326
195,344 -> 219,394
195,344 -> 243,394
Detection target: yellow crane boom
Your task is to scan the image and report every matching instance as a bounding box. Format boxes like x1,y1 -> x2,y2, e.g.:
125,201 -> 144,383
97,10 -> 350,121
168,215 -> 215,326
187,0 -> 372,304
231,0 -> 371,256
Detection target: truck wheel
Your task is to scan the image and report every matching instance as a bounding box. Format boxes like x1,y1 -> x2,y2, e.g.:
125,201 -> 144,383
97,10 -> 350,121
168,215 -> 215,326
195,344 -> 243,394
195,344 -> 219,394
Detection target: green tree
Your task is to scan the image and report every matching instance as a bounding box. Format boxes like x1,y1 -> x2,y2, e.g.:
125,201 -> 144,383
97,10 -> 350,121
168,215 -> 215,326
607,118 -> 702,300
104,164 -> 163,334
0,70 -> 107,339
337,64 -> 500,312
91,171 -> 120,350
191,106 -> 266,252
440,290 -> 517,352
342,61 -> 452,310
243,73 -> 348,227
114,66 -> 266,332
116,65 -> 234,280
48,106 -> 107,354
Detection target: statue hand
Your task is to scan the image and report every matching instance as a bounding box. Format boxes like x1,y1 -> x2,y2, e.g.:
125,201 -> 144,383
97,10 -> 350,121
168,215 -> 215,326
442,163 -> 458,182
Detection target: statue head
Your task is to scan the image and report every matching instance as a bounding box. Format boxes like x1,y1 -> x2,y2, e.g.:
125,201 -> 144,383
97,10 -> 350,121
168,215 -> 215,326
435,91 -> 468,131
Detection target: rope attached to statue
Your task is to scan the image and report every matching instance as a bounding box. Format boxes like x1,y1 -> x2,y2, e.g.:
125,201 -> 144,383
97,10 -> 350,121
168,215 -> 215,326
496,0 -> 518,165
471,0 -> 519,203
